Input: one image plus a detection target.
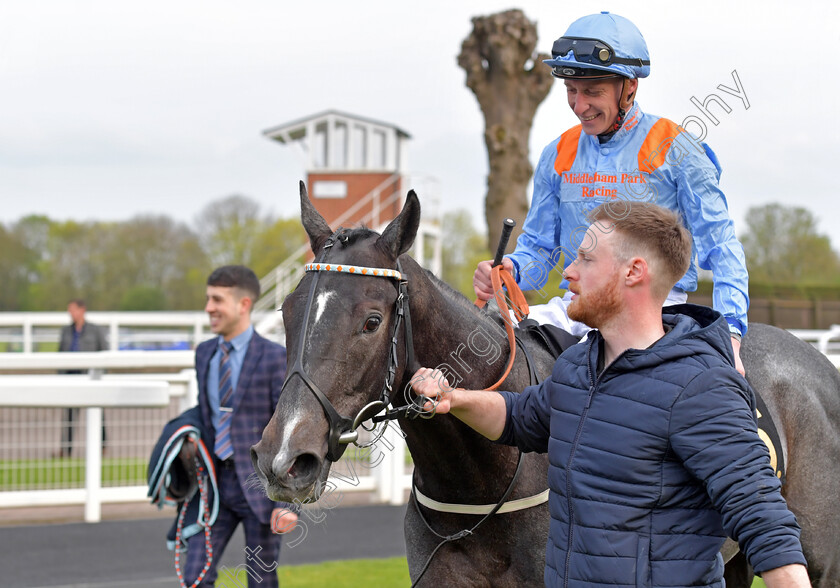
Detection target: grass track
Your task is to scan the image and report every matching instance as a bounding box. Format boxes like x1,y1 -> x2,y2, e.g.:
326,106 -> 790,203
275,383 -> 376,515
0,457 -> 147,490
214,557 -> 410,587
214,557 -> 767,587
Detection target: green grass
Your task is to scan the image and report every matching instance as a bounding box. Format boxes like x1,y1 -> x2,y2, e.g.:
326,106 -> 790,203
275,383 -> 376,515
0,448 -> 411,492
217,557 -> 766,587
0,457 -> 147,490
214,557 -> 410,587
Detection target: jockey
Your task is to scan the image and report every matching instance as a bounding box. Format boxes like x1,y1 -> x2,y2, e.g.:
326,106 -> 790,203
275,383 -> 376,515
473,11 -> 750,374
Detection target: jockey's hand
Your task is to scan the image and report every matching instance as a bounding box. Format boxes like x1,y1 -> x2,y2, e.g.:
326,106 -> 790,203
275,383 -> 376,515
731,336 -> 746,376
271,507 -> 298,534
474,257 -> 515,301
410,368 -> 454,414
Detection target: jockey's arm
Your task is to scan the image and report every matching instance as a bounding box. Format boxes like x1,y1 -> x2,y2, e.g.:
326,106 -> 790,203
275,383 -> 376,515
410,368 -> 507,441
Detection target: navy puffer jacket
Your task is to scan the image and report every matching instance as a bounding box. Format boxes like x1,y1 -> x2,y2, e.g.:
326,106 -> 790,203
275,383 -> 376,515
497,304 -> 805,587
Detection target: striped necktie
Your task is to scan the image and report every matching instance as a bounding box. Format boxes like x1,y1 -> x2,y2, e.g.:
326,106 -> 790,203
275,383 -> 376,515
214,341 -> 235,460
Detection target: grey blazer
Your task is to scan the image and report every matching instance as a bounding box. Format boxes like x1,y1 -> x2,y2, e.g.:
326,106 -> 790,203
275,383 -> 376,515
59,321 -> 108,352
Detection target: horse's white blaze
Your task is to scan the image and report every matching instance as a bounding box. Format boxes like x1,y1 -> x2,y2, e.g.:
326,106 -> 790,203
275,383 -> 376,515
305,290 -> 338,357
273,410 -> 303,473
313,291 -> 334,325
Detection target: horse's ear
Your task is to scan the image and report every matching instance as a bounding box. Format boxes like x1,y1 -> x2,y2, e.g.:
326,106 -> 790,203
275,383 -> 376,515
299,180 -> 332,252
377,190 -> 421,259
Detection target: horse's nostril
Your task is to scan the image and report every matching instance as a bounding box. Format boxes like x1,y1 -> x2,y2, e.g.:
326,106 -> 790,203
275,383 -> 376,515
288,453 -> 319,481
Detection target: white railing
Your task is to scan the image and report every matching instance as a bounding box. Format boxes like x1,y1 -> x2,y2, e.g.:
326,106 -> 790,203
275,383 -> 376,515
1,318 -> 835,525
0,311 -> 207,353
789,324 -> 840,367
0,311 -> 282,353
0,351 -> 195,522
0,378 -> 169,523
0,349 -> 411,523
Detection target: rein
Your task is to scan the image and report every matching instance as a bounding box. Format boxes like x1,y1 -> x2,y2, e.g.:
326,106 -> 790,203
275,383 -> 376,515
408,324 -> 547,587
409,269 -> 544,587
409,453 -> 526,587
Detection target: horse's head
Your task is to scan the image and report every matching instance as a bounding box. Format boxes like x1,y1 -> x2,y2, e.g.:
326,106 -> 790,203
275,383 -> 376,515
251,181 -> 420,502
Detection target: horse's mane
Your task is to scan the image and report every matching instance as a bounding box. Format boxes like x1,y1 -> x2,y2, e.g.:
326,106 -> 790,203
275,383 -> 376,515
419,266 -> 477,310
415,263 -> 509,334
334,226 -> 378,245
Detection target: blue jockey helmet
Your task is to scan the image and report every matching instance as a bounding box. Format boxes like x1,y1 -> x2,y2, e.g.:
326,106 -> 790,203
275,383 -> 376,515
544,12 -> 650,80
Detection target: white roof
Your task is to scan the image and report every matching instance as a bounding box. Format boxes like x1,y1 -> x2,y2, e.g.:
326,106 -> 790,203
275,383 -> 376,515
263,109 -> 411,143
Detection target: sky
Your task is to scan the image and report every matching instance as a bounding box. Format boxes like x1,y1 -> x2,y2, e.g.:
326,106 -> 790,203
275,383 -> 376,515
2,0 -> 840,248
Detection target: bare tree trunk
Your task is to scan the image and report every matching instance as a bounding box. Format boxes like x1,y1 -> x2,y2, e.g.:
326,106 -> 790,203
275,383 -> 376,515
458,9 -> 553,251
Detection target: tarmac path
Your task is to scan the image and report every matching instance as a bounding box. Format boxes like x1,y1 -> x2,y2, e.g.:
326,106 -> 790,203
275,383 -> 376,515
0,504 -> 408,588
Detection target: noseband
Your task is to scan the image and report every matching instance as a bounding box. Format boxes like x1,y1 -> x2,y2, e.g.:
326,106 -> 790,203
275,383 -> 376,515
281,231 -> 419,462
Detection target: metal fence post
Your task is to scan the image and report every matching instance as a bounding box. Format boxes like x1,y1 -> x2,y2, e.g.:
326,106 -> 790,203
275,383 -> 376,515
371,423 -> 407,505
83,406 -> 103,523
181,369 -> 198,412
84,369 -> 104,523
388,424 -> 407,506
109,321 -> 119,351
23,317 -> 33,353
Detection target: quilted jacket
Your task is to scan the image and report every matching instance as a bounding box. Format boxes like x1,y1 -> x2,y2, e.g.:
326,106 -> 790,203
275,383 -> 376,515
497,304 -> 805,587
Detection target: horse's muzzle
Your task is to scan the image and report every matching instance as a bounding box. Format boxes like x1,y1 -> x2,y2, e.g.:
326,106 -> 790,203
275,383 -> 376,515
250,442 -> 323,502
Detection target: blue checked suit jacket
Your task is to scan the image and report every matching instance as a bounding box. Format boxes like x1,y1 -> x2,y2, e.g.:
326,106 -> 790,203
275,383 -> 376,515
195,330 -> 287,524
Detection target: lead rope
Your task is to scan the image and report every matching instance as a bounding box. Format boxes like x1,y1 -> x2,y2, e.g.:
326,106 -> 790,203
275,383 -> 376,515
408,452 -> 525,587
174,441 -> 213,588
409,267 -> 536,585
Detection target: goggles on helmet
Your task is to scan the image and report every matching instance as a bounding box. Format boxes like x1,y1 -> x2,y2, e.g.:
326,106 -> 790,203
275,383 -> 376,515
551,36 -> 650,68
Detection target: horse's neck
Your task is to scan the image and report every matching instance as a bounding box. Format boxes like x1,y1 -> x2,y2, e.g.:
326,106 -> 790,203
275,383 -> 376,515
406,263 -> 512,390
398,260 -> 521,499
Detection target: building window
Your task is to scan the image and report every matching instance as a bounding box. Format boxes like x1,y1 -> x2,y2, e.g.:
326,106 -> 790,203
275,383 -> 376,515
352,125 -> 366,169
371,130 -> 386,169
313,181 -> 348,199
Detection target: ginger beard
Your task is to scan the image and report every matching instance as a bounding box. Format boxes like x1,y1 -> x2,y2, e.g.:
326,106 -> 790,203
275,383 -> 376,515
567,266 -> 624,329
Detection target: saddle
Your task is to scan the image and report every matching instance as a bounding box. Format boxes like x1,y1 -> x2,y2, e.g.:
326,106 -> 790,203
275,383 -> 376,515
517,318 -> 581,358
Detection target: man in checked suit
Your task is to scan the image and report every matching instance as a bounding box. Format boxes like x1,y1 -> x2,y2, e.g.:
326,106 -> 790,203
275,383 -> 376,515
183,265 -> 297,587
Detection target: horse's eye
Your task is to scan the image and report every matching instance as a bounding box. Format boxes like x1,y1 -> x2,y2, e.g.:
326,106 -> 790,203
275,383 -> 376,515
363,316 -> 382,333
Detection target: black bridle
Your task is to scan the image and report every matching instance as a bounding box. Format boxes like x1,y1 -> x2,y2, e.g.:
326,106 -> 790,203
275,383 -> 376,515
281,230 -> 422,462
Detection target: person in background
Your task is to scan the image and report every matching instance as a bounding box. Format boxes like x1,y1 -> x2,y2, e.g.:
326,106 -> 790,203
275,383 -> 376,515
183,265 -> 297,587
57,298 -> 108,457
